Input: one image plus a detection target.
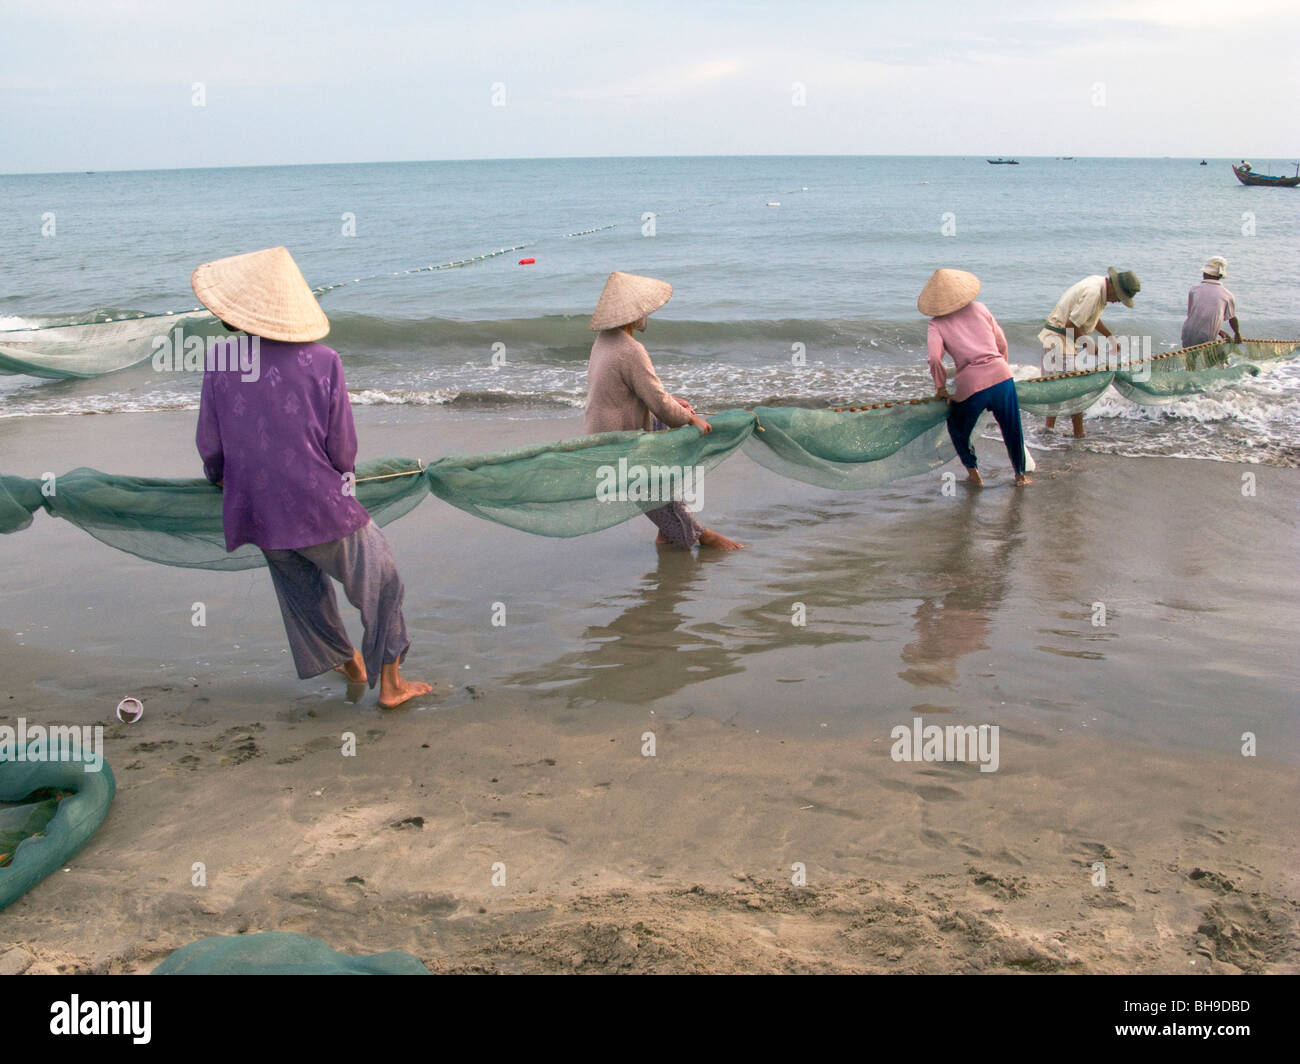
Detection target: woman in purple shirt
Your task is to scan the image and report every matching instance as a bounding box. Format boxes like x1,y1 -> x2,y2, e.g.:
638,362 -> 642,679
193,247 -> 430,707
920,269 -> 1031,487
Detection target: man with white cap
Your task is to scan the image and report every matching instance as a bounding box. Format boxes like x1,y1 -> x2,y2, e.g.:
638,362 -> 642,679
1038,267 -> 1141,438
1181,257 -> 1241,349
584,271 -> 742,550
192,246 -> 431,708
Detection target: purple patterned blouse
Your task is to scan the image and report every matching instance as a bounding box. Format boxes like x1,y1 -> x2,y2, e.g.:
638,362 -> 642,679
196,339 -> 370,552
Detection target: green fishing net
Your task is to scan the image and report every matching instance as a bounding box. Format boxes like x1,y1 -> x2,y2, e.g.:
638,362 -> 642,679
0,474 -> 44,534
1108,338 -> 1291,405
742,402 -> 952,489
1014,372 -> 1117,416
0,311 -> 217,379
0,745 -> 116,912
0,789 -> 64,867
10,457 -> 431,571
152,931 -> 430,974
1113,363 -> 1261,403
3,341 -> 1296,564
425,409 -> 755,537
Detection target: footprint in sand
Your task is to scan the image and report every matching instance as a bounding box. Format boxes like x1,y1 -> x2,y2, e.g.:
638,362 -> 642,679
1194,891 -> 1298,973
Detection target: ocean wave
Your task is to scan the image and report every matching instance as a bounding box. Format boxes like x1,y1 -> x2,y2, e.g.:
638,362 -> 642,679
349,388 -> 585,409
0,309 -> 189,333
318,312 -> 933,358
0,393 -> 202,419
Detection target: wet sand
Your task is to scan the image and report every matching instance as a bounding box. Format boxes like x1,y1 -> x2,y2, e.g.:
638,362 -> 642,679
1,407 -> 1297,973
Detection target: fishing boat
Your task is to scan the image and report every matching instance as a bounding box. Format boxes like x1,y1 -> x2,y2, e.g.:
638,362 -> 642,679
1199,160 -> 1207,166
987,158 -> 1019,165
1232,163 -> 1300,187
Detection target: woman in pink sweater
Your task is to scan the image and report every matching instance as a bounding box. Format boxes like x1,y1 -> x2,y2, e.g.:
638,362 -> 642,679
919,269 -> 1030,486
584,271 -> 742,549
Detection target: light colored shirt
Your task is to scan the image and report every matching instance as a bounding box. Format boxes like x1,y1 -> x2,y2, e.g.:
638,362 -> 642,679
926,300 -> 1013,403
1045,275 -> 1108,335
1181,279 -> 1237,348
583,328 -> 692,434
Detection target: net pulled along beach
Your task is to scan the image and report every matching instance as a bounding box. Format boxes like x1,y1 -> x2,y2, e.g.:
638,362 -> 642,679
3,339 -> 1296,567
151,931 -> 431,975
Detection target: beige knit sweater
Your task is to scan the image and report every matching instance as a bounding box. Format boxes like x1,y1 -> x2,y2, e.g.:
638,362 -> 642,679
583,328 -> 692,434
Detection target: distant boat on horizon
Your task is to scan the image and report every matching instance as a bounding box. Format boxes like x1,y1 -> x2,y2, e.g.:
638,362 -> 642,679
1200,160 -> 1208,165
987,158 -> 1019,165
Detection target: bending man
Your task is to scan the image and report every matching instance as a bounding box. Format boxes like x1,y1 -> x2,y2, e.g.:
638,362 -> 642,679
1039,267 -> 1140,438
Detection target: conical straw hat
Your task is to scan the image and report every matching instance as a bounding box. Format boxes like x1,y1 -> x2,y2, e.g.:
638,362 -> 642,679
589,271 -> 673,330
917,269 -> 981,317
191,246 -> 329,342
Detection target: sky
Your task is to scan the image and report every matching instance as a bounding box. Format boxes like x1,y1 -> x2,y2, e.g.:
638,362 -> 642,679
1,0 -> 1297,173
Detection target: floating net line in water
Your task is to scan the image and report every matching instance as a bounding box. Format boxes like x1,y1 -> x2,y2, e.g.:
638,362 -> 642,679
0,244 -> 536,380
0,185 -> 818,380
0,310 -> 218,380
1110,338 -> 1296,405
3,341 -> 1296,567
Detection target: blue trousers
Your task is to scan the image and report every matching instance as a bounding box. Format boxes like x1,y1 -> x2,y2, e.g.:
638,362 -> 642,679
946,377 -> 1026,476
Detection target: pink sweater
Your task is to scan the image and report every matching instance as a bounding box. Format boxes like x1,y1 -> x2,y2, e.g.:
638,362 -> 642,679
583,328 -> 692,434
926,300 -> 1013,403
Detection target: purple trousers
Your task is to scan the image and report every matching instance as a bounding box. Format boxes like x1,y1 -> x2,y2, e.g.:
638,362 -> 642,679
645,501 -> 704,547
262,520 -> 410,688
645,415 -> 705,547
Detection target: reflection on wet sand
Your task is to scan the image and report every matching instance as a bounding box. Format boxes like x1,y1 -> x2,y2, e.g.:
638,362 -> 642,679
505,486 -> 1034,708
899,491 -> 1025,689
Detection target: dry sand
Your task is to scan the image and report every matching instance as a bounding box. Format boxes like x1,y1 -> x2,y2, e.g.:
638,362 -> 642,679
2,639 -> 1297,975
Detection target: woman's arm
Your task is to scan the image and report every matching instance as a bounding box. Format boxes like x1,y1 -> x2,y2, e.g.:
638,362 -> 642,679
990,312 -> 1009,360
927,322 -> 950,395
195,372 -> 224,485
626,346 -> 693,427
324,355 -> 359,477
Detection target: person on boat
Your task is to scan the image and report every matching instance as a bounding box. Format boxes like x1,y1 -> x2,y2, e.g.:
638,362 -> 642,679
193,246 -> 431,708
583,270 -> 742,549
920,269 -> 1030,487
1038,268 -> 1140,438
1181,256 -> 1242,348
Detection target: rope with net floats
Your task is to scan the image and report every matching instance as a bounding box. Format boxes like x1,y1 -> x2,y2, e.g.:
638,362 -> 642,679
1,185 -> 815,337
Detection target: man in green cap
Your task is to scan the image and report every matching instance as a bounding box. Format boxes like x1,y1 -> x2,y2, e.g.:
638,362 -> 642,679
1038,268 -> 1141,437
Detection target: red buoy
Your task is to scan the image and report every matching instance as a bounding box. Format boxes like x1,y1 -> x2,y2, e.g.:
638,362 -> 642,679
519,257 -> 535,265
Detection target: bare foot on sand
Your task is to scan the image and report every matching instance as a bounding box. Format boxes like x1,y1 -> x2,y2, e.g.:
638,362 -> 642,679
699,529 -> 744,550
333,649 -> 367,684
1015,473 -> 1032,486
378,662 -> 433,709
966,468 -> 984,487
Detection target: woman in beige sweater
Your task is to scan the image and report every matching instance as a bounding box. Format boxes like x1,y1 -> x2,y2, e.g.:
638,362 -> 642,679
584,271 -> 742,550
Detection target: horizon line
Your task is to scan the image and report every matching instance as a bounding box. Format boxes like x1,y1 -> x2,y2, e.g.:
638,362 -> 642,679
3,152 -> 1295,180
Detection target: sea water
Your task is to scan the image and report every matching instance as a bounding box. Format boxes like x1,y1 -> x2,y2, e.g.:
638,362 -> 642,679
2,155 -> 1298,463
